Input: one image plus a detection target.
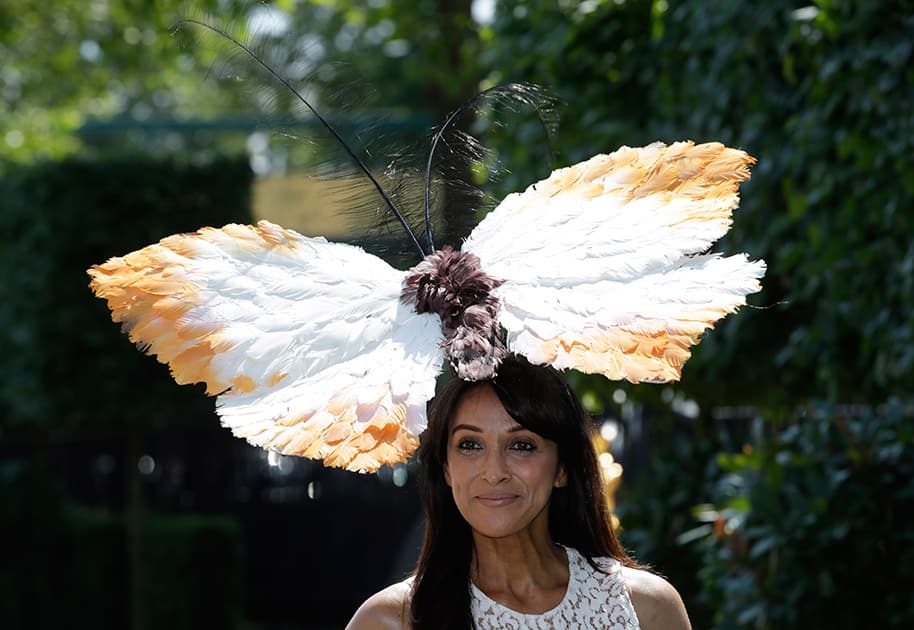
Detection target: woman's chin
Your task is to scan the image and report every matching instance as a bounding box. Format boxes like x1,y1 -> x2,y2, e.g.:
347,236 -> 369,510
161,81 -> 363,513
463,510 -> 538,539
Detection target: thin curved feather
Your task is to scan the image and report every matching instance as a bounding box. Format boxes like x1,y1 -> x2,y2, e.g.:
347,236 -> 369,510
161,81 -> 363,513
463,141 -> 765,382
88,220 -> 443,472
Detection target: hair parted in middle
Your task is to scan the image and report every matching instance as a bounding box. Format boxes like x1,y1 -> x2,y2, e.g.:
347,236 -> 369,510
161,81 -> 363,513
408,355 -> 634,630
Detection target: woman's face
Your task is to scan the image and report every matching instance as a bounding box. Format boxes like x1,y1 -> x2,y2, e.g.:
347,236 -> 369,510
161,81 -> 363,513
444,384 -> 566,540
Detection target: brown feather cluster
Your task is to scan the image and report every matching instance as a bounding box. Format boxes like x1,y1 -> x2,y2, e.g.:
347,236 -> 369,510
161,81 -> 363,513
401,247 -> 506,381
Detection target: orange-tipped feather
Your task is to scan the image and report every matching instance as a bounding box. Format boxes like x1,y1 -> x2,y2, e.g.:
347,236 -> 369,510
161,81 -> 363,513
466,141 -> 764,385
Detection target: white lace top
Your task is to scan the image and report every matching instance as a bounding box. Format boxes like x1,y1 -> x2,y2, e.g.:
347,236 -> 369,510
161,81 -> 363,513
469,547 -> 640,629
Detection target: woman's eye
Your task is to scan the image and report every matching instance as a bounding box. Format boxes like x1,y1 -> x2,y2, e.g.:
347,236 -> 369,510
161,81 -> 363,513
457,439 -> 481,450
510,440 -> 537,452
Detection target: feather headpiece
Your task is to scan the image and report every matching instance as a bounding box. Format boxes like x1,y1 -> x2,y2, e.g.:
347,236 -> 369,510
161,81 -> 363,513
88,24 -> 765,473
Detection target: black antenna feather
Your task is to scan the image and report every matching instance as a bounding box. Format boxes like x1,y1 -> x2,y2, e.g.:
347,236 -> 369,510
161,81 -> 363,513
171,17 -> 427,259
422,83 -> 558,251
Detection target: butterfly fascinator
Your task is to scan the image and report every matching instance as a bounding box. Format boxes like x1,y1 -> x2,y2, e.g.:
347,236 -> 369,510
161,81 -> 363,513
88,21 -> 765,473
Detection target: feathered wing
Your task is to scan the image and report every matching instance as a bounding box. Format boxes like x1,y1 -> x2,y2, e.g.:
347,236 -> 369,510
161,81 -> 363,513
463,141 -> 766,382
88,221 -> 443,472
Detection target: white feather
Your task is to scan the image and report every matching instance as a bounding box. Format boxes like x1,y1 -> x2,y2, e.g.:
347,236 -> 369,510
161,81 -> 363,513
89,221 -> 445,472
463,142 -> 765,382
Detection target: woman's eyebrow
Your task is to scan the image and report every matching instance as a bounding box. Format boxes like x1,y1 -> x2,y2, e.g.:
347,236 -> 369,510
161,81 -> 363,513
451,423 -> 482,433
450,423 -> 528,434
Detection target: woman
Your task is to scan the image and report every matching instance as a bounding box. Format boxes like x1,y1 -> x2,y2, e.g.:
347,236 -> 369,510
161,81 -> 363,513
347,357 -> 691,629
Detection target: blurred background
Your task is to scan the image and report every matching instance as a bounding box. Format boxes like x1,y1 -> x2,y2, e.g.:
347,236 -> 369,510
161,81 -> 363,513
2,0 -> 913,628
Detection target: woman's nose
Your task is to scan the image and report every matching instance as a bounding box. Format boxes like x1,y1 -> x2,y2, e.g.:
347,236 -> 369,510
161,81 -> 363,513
481,449 -> 510,484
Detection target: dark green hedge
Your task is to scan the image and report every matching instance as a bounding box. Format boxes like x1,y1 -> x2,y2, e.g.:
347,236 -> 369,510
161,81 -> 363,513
0,459 -> 243,630
0,156 -> 253,431
486,2 -> 914,628
615,410 -> 728,628
486,0 -> 914,407
617,402 -> 914,629
698,403 -> 914,628
69,509 -> 244,629
0,156 -> 252,628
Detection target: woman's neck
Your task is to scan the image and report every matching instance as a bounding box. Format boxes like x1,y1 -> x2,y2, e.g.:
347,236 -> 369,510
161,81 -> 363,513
469,523 -> 570,612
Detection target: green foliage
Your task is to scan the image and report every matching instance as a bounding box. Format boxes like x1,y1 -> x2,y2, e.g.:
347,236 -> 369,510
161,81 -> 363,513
0,156 -> 253,431
486,0 -> 914,406
75,509 -> 245,629
0,0 -> 234,163
617,410 -> 730,629
0,458 -> 69,627
286,0 -> 481,118
486,2 -> 914,627
1,0 -> 483,167
2,2 -> 912,627
0,458 -> 244,629
696,403 -> 914,628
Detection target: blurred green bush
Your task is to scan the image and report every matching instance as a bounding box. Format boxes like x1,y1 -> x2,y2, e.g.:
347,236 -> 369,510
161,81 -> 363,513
484,1 -> 914,627
697,402 -> 914,628
0,155 -> 253,431
614,410 -> 731,629
485,0 -> 914,406
0,457 -> 244,629
618,403 -> 914,629
0,155 -> 253,628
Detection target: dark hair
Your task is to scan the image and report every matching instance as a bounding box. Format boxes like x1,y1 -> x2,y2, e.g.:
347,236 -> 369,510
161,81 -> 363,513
409,356 -> 632,629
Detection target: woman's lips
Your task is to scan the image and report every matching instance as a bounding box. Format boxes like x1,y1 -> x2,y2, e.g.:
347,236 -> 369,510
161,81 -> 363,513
475,494 -> 519,507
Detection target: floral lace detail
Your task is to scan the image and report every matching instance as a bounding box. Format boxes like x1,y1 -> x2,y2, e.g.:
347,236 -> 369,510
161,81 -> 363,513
469,547 -> 640,629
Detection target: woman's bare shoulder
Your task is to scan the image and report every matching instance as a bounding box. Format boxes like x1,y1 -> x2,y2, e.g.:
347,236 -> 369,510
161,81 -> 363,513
620,567 -> 691,630
345,579 -> 412,630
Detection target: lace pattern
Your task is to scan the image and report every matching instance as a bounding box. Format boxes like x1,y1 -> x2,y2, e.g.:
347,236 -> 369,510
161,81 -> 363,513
469,547 -> 640,629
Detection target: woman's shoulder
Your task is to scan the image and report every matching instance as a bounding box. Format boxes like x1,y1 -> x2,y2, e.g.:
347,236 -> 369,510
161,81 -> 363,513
619,566 -> 691,630
345,578 -> 412,630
